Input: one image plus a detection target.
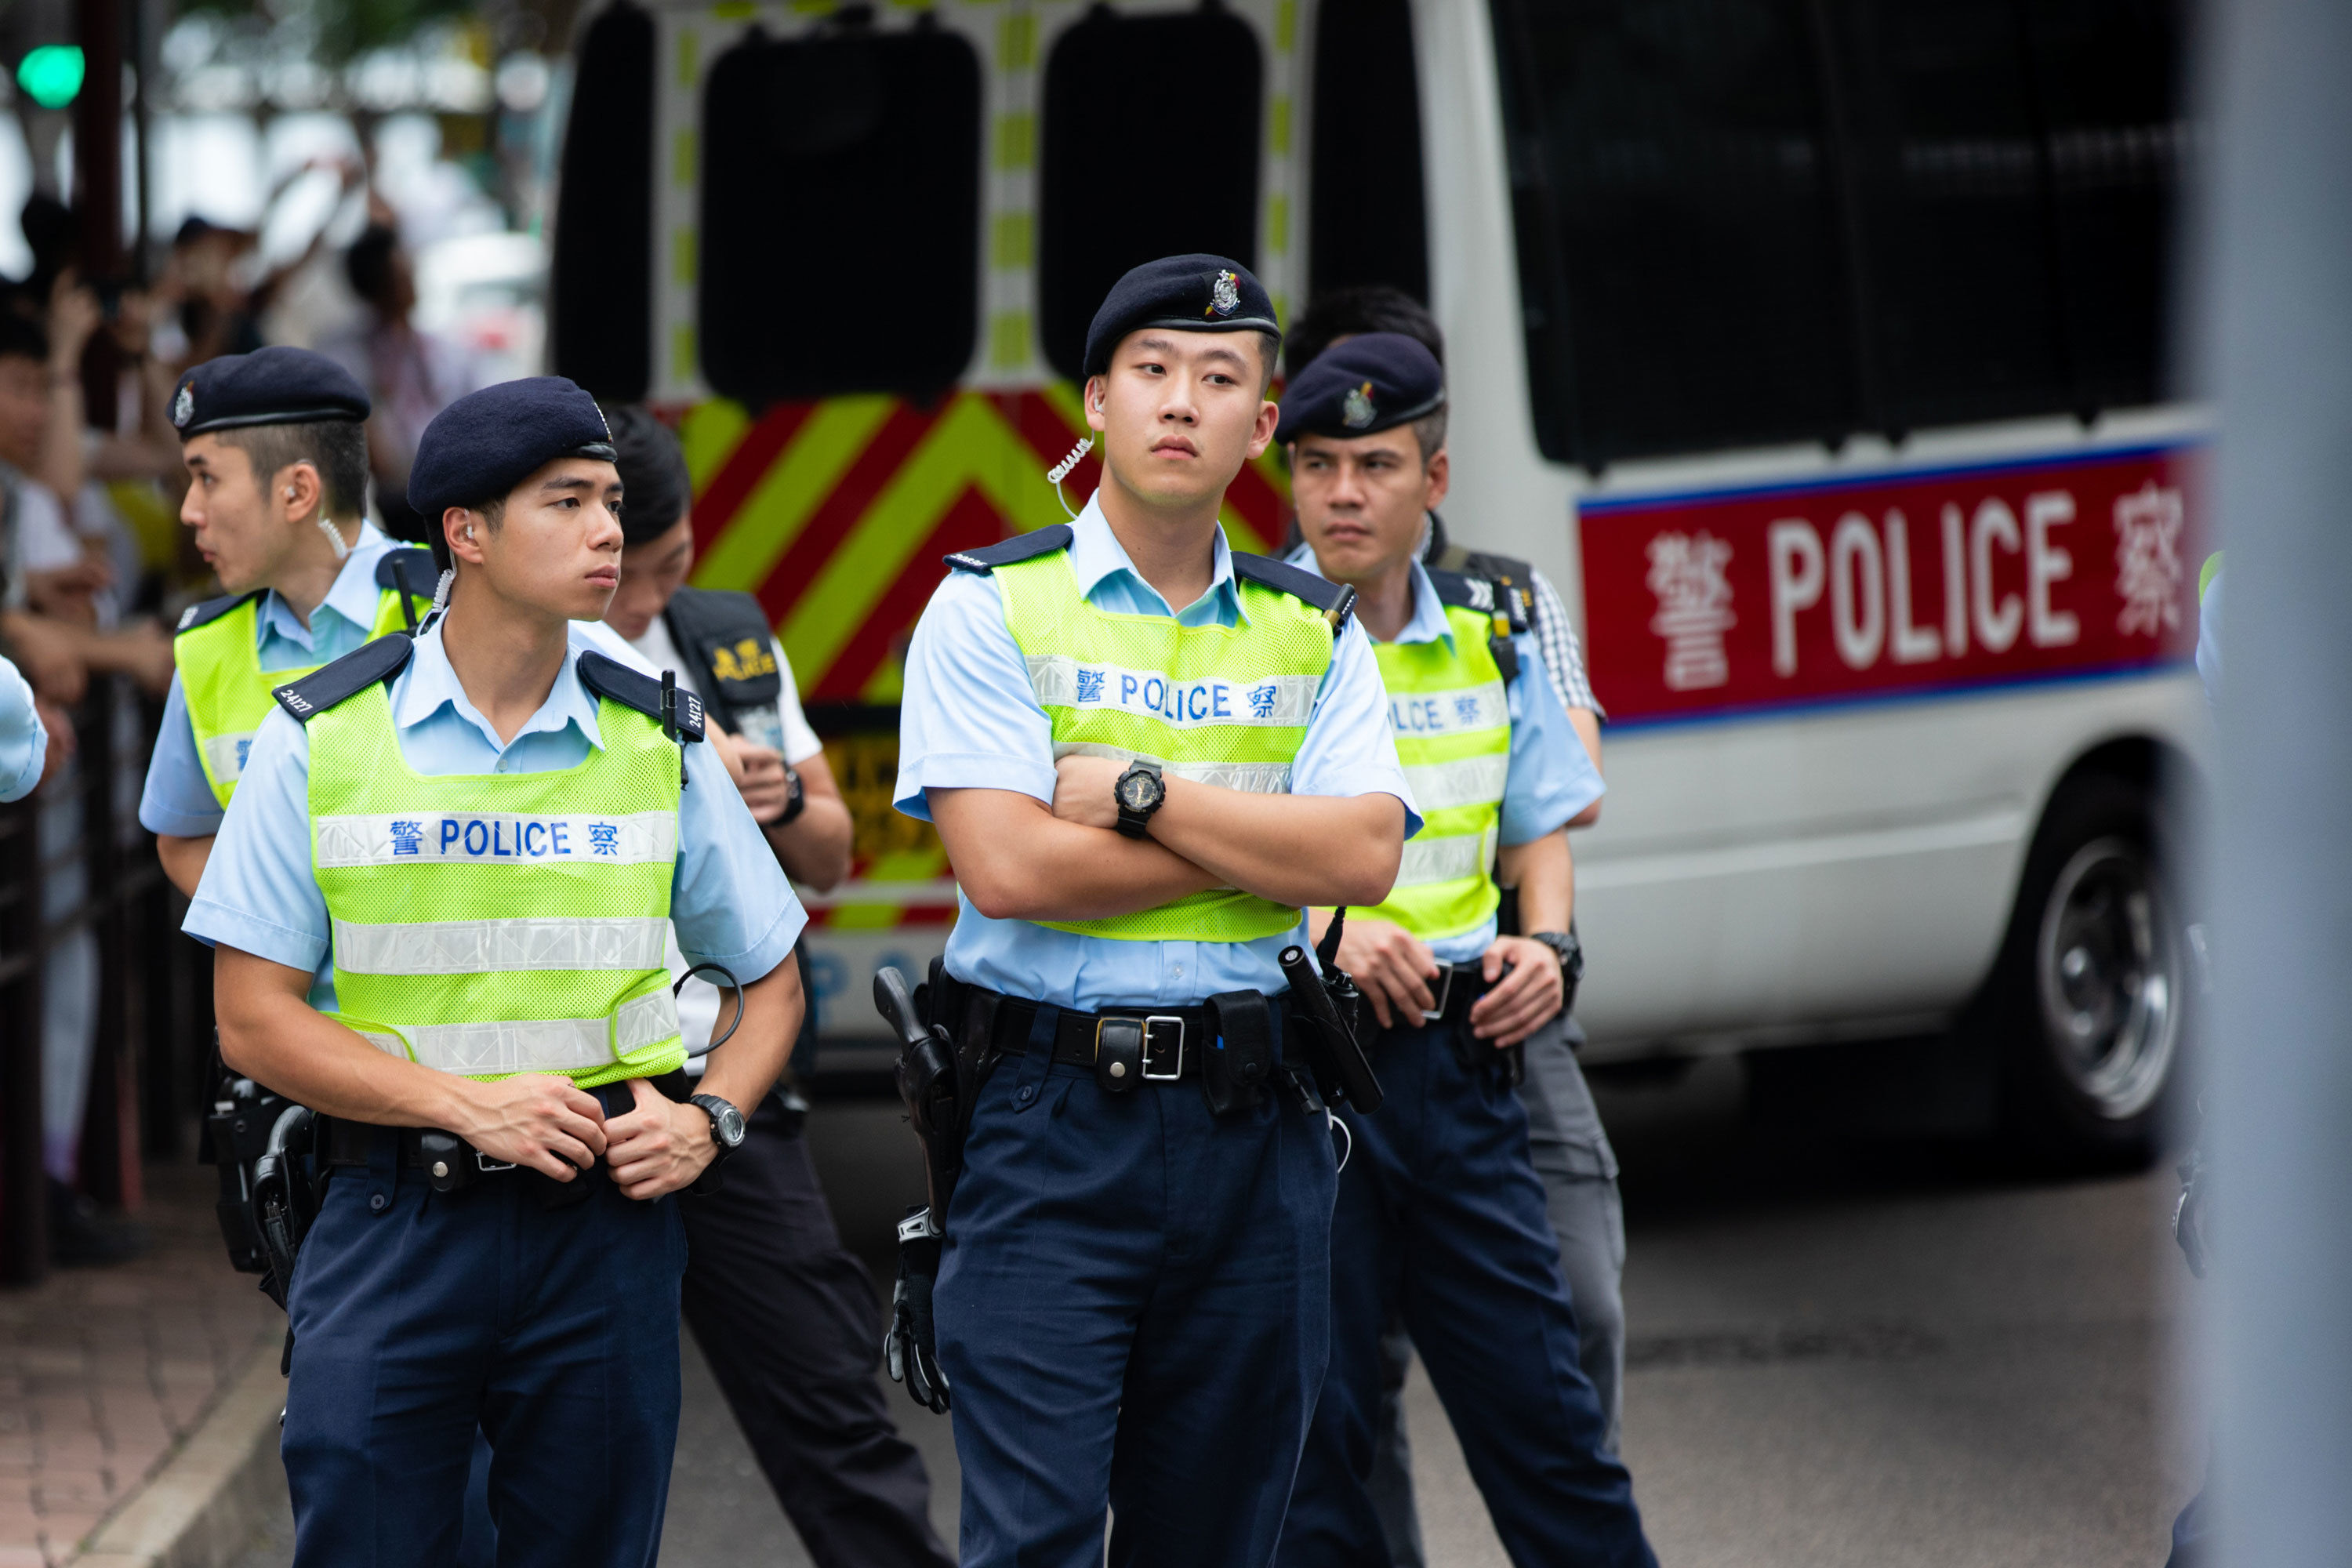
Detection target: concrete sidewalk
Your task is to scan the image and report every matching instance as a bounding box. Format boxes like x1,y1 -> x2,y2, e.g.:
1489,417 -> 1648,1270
0,1163 -> 285,1568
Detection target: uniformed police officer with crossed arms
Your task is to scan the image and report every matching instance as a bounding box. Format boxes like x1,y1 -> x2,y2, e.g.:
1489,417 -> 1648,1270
1276,334 -> 1653,1567
139,347 -> 436,895
893,255 -> 1417,1568
187,376 -> 806,1567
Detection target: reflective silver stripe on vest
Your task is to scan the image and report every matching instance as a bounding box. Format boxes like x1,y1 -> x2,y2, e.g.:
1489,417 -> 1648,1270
1395,830 -> 1493,888
332,916 -> 670,975
313,810 -> 677,868
1025,655 -> 1319,728
201,733 -> 255,785
1051,742 -> 1292,794
1401,753 -> 1509,813
353,989 -> 681,1076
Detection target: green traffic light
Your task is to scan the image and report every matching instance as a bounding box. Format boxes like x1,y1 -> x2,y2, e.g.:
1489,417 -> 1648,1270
17,45 -> 84,111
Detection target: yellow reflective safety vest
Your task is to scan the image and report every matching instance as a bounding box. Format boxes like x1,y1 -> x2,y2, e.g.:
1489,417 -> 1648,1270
953,524 -> 1352,942
173,549 -> 437,806
281,635 -> 699,1087
1358,570 -> 1519,942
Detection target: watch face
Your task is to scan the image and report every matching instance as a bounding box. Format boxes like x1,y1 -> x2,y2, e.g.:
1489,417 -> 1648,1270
1116,771 -> 1158,811
718,1105 -> 746,1145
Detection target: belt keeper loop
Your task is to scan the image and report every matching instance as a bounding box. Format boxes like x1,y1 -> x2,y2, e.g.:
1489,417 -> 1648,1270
365,1124 -> 398,1214
1011,1004 -> 1056,1112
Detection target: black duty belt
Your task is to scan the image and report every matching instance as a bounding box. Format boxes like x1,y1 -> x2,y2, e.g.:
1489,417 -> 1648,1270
983,994 -> 1220,1082
1421,960 -> 1490,1028
322,1117 -> 520,1177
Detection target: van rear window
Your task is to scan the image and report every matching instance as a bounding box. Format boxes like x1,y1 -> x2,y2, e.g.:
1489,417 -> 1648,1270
700,25 -> 981,405
1038,9 -> 1262,383
1490,0 -> 2188,466
552,1 -> 655,402
1309,0 -> 1428,307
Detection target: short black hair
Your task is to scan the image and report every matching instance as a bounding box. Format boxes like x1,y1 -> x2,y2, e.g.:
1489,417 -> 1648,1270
346,225 -> 401,311
606,404 -> 692,546
0,309 -> 49,366
1285,287 -> 1445,379
213,420 -> 372,523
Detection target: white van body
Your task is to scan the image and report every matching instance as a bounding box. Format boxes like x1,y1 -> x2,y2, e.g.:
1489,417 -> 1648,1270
583,0 -> 2203,1137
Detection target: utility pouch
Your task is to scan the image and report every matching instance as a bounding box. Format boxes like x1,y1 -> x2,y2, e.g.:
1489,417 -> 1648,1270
1094,1017 -> 1144,1094
1202,990 -> 1275,1118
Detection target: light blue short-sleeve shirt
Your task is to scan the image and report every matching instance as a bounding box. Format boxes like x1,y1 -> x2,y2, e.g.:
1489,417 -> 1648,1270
895,498 -> 1421,1013
0,652 -> 45,803
184,619 -> 805,1014
140,523 -> 423,838
1321,557 -> 1602,964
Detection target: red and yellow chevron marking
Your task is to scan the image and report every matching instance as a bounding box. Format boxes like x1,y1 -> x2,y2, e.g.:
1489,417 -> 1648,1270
678,386 -> 1293,703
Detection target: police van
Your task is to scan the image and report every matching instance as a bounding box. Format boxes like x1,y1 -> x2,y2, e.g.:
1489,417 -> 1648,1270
552,0 -> 2201,1160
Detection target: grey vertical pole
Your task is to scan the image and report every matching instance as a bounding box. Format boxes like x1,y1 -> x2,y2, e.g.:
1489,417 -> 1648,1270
2206,0 -> 2352,1561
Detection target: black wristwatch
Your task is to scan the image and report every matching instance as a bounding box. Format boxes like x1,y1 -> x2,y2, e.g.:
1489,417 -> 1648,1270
1530,930 -> 1584,988
690,1093 -> 748,1170
777,764 -> 805,826
1113,758 -> 1166,839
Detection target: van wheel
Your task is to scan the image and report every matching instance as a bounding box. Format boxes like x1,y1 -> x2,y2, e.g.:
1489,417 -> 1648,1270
1994,771 -> 2187,1166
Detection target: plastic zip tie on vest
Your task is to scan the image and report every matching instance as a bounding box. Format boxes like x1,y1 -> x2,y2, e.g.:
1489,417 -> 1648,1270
331,916 -> 670,975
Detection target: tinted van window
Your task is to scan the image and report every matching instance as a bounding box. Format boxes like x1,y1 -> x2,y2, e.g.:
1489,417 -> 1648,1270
552,1 -> 655,401
1490,0 -> 1858,464
1039,9 -> 1261,383
1309,0 -> 1427,305
700,24 -> 981,405
1490,0 -> 2188,465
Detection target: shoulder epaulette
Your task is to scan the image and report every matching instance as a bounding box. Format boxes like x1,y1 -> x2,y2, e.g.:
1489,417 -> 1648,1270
945,525 -> 1073,573
175,589 -> 263,636
1426,568 -> 1497,616
1426,568 -> 1523,686
1231,551 -> 1358,632
272,633 -> 414,722
577,650 -> 706,742
375,546 -> 438,602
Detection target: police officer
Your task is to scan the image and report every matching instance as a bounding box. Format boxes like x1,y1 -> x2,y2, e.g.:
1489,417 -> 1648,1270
140,346 -> 436,897
894,255 -> 1417,1568
188,376 -> 807,1568
1287,288 -> 1632,1568
1275,333 -> 1653,1568
600,405 -> 953,1568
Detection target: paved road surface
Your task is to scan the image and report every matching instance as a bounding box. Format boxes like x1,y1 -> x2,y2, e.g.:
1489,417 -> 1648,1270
235,1057 -> 2198,1566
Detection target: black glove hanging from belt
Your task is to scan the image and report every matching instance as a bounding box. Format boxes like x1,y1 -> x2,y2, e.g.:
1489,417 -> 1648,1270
877,966 -> 959,1414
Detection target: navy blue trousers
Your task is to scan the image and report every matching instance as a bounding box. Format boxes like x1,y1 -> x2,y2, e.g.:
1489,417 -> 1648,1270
281,1128 -> 687,1568
935,1011 -> 1340,1568
1278,1022 -> 1654,1568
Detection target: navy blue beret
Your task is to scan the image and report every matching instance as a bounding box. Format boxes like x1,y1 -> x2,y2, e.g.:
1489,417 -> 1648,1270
1274,332 -> 1445,445
405,377 -> 616,522
171,347 -> 368,437
1081,254 -> 1280,379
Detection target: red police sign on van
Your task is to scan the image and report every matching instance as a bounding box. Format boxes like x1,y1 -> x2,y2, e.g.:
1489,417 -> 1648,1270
1578,445 -> 2204,727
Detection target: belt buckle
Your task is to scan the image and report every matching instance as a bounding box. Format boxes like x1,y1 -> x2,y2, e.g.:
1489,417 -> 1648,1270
1421,963 -> 1455,1023
1141,1015 -> 1187,1081
474,1150 -> 517,1174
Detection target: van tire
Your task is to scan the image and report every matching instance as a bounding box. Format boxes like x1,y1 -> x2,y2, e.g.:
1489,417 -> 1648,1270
1991,770 -> 2188,1167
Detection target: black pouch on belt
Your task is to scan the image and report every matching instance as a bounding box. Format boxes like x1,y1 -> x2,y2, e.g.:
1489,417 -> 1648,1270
1203,990 -> 1274,1117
